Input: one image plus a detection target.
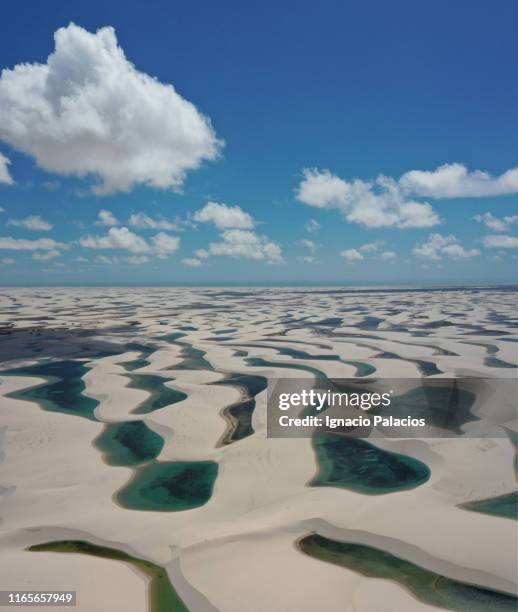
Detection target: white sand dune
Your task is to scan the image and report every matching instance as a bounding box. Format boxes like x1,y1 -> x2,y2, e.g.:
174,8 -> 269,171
0,286 -> 516,611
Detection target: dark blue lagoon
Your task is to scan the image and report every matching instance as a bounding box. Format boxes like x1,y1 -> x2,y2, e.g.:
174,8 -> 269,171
126,374 -> 187,415
310,432 -> 430,494
2,360 -> 99,420
215,372 -> 267,444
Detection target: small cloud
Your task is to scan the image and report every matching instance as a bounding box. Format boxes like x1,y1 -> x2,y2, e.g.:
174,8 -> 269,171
94,254 -> 118,264
123,255 -> 149,265
1,257 -> 15,264
483,234 -> 518,249
380,250 -> 397,260
207,229 -> 283,263
414,233 -> 480,260
80,226 -> 149,253
305,218 -> 321,233
0,153 -> 14,185
297,239 -> 318,253
340,248 -> 364,262
474,212 -> 518,232
32,249 -> 60,260
359,241 -> 384,253
80,226 -> 181,259
0,236 -> 68,251
339,241 -> 394,263
400,163 -> 518,198
182,257 -> 202,267
150,232 -> 180,258
194,201 -> 255,229
7,215 -> 53,231
95,209 -> 119,226
129,212 -> 180,231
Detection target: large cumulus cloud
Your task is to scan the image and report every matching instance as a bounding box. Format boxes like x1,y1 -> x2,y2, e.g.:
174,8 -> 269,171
0,23 -> 222,194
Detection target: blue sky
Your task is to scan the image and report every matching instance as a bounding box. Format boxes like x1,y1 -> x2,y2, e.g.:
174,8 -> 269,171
0,0 -> 517,285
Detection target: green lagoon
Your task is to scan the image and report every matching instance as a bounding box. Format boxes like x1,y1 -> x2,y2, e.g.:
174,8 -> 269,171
28,540 -> 188,612
459,492 -> 518,520
117,460 -> 218,512
94,420 -> 164,466
299,534 -> 517,611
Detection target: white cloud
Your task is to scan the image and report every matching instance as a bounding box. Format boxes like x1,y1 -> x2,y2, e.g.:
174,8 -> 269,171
7,215 -> 53,231
96,209 -> 119,226
297,164 -> 518,229
194,201 -> 254,229
94,254 -> 118,264
0,23 -> 222,194
123,255 -> 149,264
297,169 -> 350,208
400,163 -> 518,198
474,212 -> 518,232
129,212 -> 179,231
380,250 -> 397,260
297,255 -> 317,264
80,226 -> 149,253
0,236 -> 67,251
1,257 -> 15,264
483,234 -> 518,249
305,218 -> 321,233
81,226 -> 180,259
340,248 -> 364,262
0,153 -> 14,185
195,248 -> 209,259
182,257 -> 202,267
32,249 -> 60,260
296,169 -> 439,229
297,239 -> 318,253
0,207 -> 5,212
75,256 -> 89,262
150,232 -> 180,258
208,229 -> 282,263
359,241 -> 384,253
339,241 -> 396,262
413,233 -> 480,260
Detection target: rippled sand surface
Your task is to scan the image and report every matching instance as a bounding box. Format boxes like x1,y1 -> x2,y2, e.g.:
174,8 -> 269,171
0,286 -> 517,611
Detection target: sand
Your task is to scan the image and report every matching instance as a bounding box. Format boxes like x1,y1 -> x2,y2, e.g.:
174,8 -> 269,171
0,286 -> 516,611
